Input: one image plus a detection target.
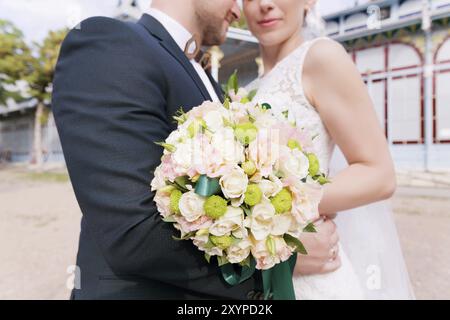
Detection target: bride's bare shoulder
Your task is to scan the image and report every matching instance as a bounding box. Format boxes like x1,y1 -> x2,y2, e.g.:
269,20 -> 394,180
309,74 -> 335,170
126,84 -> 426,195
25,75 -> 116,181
304,38 -> 352,75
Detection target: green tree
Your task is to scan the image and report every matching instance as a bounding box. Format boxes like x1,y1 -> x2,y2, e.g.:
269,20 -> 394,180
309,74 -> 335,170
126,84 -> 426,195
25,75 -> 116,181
25,28 -> 67,168
0,19 -> 32,105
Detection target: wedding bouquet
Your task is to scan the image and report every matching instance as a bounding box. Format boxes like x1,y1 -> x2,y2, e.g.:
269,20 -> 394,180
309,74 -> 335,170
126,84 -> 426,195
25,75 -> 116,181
150,73 -> 330,299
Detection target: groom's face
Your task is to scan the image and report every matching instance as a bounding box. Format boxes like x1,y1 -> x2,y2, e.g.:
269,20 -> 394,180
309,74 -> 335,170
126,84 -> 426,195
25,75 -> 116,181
193,0 -> 241,46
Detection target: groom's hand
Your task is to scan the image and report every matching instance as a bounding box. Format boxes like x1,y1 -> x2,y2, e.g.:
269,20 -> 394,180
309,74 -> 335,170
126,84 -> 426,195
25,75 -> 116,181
293,218 -> 341,275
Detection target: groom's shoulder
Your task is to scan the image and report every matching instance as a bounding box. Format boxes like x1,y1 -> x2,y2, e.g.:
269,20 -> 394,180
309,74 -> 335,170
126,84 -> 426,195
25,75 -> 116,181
66,16 -> 138,40
64,16 -> 160,48
60,16 -> 161,61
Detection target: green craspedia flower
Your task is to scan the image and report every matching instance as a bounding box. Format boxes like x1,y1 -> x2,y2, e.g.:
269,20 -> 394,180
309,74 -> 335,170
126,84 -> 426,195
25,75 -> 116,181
244,184 -> 263,206
287,139 -> 302,151
169,189 -> 182,214
234,122 -> 258,145
307,153 -> 320,177
204,195 -> 228,219
241,160 -> 257,176
271,188 -> 292,214
210,235 -> 234,250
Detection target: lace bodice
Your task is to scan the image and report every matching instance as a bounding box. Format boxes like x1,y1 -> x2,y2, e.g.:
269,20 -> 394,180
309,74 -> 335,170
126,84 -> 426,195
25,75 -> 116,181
247,37 -> 335,173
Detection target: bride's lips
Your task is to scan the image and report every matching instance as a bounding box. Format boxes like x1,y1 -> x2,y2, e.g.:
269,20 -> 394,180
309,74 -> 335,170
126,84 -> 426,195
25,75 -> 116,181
258,18 -> 281,28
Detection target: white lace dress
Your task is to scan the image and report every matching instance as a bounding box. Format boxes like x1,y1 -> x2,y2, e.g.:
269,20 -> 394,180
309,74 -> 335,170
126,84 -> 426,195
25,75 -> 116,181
247,37 -> 365,300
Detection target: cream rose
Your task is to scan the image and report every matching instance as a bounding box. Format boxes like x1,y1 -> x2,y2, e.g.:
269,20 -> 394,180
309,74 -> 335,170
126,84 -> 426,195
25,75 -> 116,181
193,233 -> 223,257
278,147 -> 309,179
258,174 -> 283,199
211,128 -> 245,164
209,206 -> 244,237
178,191 -> 206,222
227,239 -> 252,264
219,166 -> 248,199
203,109 -> 224,133
244,200 -> 276,240
172,140 -> 194,175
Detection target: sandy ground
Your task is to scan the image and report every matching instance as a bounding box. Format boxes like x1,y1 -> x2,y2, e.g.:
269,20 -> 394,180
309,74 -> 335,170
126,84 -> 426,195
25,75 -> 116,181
0,165 -> 449,300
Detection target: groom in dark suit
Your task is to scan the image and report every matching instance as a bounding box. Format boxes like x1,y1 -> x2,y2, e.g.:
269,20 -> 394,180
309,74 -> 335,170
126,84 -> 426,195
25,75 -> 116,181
52,0 -> 341,300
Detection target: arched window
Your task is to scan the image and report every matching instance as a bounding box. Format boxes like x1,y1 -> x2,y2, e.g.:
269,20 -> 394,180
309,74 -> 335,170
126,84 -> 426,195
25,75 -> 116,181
434,37 -> 450,143
436,38 -> 450,64
326,21 -> 339,36
343,13 -> 368,32
387,43 -> 423,144
398,0 -> 422,19
355,46 -> 386,74
388,43 -> 422,70
433,0 -> 450,11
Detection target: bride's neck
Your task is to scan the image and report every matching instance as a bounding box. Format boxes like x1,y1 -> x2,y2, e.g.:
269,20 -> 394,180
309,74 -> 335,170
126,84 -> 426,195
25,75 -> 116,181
260,32 -> 304,76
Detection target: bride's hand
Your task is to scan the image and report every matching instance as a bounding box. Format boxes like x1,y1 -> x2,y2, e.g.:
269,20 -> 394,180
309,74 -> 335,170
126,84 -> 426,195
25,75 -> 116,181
293,218 -> 341,276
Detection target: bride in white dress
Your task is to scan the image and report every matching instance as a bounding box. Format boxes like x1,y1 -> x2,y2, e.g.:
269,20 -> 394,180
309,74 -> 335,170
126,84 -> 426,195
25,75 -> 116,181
242,0 -> 415,299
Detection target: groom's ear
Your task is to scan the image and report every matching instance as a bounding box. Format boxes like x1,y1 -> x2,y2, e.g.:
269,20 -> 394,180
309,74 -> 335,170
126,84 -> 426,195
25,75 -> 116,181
230,1 -> 241,22
305,0 -> 318,11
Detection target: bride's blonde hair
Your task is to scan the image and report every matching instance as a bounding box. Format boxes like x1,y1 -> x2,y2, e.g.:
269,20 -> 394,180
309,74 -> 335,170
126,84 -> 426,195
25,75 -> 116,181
302,4 -> 326,40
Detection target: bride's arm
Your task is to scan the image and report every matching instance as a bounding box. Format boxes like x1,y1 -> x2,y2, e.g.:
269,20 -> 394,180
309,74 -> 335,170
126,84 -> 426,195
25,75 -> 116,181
303,39 -> 396,217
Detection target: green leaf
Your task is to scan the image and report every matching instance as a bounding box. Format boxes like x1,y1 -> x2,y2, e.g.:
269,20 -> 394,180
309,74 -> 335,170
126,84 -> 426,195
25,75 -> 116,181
261,103 -> 272,110
155,142 -> 176,153
239,256 -> 251,268
242,205 -> 252,216
266,236 -> 276,256
174,176 -> 191,192
227,70 -> 238,94
303,223 -> 317,233
223,97 -> 230,109
204,253 -> 211,264
217,255 -> 229,267
284,234 -> 308,255
172,231 -> 196,241
248,89 -> 257,101
162,215 -> 177,223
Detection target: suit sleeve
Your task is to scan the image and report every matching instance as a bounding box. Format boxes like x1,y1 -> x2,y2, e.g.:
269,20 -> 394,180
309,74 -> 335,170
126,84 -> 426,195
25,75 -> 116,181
52,17 -> 214,290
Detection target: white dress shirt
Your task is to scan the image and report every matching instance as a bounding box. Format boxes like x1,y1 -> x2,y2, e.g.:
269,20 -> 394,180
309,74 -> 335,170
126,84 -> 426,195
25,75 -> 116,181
146,8 -> 220,102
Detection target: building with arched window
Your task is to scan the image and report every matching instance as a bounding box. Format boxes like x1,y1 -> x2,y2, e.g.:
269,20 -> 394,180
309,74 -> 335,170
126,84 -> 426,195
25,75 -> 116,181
1,0 -> 449,172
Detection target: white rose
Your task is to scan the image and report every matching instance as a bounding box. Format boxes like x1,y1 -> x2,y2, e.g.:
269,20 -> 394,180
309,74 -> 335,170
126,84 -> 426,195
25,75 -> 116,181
251,239 -> 278,270
211,127 -> 245,164
172,140 -> 194,174
244,200 -> 276,240
219,166 -> 248,199
178,191 -> 205,222
258,175 -> 283,199
279,147 -> 309,179
165,129 -> 185,146
203,110 -> 224,133
291,182 -> 323,225
227,239 -> 252,264
209,206 -> 244,236
151,166 -> 166,191
244,200 -> 292,240
193,233 -> 223,256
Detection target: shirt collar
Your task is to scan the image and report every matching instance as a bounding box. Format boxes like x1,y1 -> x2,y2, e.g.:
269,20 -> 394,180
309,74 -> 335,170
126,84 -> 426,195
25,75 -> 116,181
146,8 -> 196,55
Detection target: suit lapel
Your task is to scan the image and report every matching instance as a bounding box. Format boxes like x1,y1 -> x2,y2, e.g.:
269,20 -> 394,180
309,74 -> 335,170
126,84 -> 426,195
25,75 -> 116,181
138,14 -> 212,101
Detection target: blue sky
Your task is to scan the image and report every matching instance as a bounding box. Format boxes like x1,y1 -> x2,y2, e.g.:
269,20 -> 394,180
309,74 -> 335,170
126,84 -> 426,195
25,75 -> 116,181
0,0 -> 356,43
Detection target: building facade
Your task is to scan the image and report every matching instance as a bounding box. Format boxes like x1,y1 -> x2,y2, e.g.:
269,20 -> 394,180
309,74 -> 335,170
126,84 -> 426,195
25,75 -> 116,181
1,0 -> 449,171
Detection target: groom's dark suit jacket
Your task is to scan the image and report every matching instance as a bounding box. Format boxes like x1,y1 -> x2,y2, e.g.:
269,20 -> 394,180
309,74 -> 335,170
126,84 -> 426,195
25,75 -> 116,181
52,14 -> 262,300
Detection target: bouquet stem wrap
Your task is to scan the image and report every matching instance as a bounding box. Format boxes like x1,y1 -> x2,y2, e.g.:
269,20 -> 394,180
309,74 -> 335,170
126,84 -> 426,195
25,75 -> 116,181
221,253 -> 297,300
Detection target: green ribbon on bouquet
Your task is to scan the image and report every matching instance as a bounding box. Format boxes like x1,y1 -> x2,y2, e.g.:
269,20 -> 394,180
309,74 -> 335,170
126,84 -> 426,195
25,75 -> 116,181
194,174 -> 297,300
221,259 -> 257,286
221,254 -> 297,300
261,253 -> 297,300
194,175 -> 221,197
